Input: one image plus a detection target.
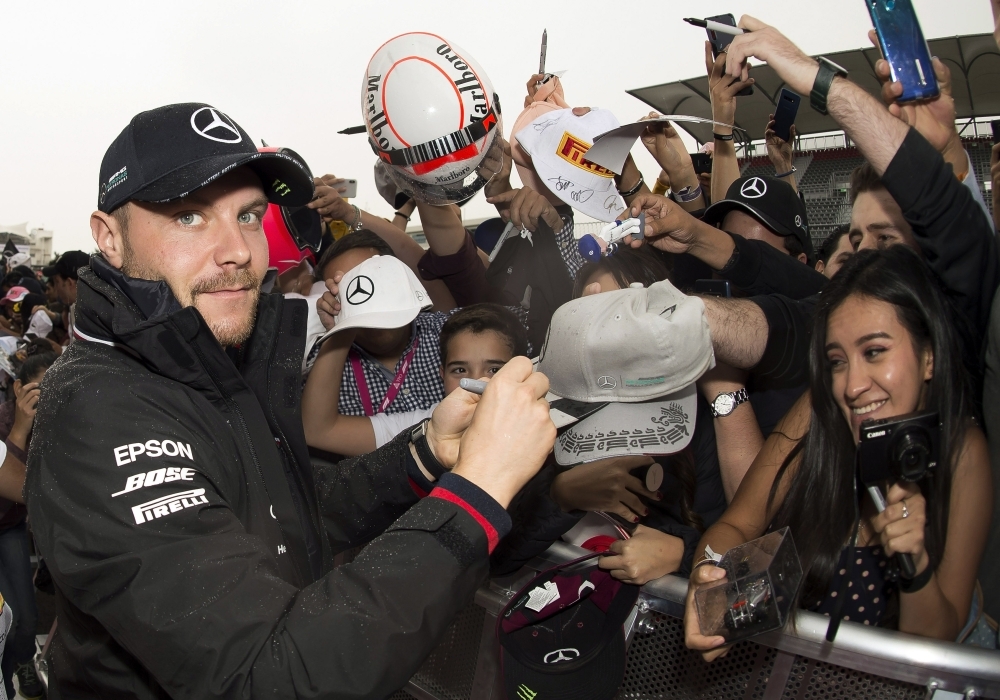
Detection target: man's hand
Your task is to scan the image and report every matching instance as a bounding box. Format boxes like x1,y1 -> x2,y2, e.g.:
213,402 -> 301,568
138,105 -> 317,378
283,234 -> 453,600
598,526 -> 686,585
684,563 -> 730,661
764,115 -> 796,173
725,17 -> 820,97
550,456 -> 661,522
706,43 -> 754,129
307,175 -> 354,222
624,193 -> 735,268
486,187 -> 564,233
869,32 -> 962,170
483,136 -> 513,199
426,382 -> 484,470
451,357 -> 555,509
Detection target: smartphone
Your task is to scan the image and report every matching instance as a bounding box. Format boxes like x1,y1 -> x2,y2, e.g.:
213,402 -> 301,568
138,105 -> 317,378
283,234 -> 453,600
691,153 -> 713,175
866,0 -> 939,103
339,179 -> 358,199
772,89 -> 801,142
706,13 -> 753,96
992,120 -> 1000,145
695,279 -> 732,298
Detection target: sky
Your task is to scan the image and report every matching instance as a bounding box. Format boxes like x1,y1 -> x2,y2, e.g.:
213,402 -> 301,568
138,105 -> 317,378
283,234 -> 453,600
0,0 -> 992,255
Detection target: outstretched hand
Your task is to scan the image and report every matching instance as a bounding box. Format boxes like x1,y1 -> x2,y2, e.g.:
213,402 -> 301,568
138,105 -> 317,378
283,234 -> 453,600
316,273 -> 344,331
868,30 -> 958,158
450,357 -> 555,509
486,187 -> 564,233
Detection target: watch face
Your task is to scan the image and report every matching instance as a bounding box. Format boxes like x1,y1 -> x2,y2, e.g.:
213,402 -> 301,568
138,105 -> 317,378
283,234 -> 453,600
714,394 -> 736,416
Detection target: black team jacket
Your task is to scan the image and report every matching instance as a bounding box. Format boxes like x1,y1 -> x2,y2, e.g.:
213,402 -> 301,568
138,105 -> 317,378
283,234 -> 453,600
25,258 -> 510,700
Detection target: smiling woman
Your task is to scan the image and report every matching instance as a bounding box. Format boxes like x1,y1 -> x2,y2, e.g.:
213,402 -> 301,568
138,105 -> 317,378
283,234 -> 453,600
684,245 -> 992,657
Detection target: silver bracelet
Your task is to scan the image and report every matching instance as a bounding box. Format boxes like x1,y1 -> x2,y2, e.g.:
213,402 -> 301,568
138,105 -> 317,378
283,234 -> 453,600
351,204 -> 363,232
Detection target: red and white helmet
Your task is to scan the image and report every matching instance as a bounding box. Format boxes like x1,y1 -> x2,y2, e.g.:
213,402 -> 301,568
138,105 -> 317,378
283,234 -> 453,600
363,32 -> 503,205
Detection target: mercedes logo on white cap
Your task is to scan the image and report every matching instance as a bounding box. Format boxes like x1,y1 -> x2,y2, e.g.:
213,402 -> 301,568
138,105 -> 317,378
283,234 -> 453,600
190,107 -> 242,144
346,275 -> 375,305
740,177 -> 767,199
597,376 -> 617,389
543,648 -> 580,664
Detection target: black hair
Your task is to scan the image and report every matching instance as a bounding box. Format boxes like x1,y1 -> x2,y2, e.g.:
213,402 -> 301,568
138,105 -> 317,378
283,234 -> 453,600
314,230 -> 394,282
818,225 -> 850,264
768,246 -> 968,608
849,162 -> 886,205
438,304 -> 528,365
52,251 -> 91,282
572,246 -> 670,298
782,233 -> 806,260
17,351 -> 56,384
19,293 -> 47,330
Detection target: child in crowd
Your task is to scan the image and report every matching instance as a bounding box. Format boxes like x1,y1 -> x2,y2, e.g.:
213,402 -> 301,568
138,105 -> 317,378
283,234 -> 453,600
303,303 -> 526,457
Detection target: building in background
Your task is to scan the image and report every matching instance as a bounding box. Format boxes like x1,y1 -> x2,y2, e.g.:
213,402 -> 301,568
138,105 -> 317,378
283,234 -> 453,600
0,223 -> 54,269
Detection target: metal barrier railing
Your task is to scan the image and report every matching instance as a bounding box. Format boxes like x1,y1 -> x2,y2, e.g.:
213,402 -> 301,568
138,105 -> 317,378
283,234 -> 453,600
392,542 -> 1000,700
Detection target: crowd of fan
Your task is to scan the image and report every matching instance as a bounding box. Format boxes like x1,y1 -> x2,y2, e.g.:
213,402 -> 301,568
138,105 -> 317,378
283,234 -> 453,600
2,12 -> 1000,699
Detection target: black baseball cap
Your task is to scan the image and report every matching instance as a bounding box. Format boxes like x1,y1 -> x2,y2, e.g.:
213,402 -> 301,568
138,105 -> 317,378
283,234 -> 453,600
703,175 -> 814,262
497,553 -> 639,700
43,251 -> 91,281
97,103 -> 314,214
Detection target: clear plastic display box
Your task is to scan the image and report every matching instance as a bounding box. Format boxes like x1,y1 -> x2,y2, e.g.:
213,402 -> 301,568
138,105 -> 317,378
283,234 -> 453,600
695,527 -> 803,644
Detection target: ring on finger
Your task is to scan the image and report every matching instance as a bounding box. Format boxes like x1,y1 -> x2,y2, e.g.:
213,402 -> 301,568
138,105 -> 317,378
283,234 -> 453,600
901,500 -> 910,519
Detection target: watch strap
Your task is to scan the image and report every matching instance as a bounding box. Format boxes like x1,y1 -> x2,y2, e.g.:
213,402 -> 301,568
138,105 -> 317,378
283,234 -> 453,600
810,57 -> 849,116
410,419 -> 446,481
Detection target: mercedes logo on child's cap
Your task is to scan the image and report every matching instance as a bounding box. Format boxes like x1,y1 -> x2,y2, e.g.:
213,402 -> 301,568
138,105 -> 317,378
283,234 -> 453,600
346,275 -> 375,305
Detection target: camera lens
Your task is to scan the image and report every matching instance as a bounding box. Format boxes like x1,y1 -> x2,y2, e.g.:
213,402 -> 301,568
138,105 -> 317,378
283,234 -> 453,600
890,427 -> 932,482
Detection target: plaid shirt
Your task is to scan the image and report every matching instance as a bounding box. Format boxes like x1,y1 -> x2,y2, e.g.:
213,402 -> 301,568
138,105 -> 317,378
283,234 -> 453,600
337,311 -> 447,416
553,209 -> 585,283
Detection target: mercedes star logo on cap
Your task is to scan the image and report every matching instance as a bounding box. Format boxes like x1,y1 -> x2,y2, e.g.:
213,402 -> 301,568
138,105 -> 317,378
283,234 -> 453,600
346,275 -> 375,305
740,177 -> 767,199
190,107 -> 243,144
597,376 -> 617,389
543,648 -> 581,664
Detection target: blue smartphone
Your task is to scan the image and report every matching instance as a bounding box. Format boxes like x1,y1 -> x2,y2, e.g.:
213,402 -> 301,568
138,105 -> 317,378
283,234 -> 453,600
772,89 -> 801,142
866,0 -> 939,103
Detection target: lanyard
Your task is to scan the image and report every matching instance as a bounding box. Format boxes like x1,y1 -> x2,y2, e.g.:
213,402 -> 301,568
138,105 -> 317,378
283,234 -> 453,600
349,335 -> 420,417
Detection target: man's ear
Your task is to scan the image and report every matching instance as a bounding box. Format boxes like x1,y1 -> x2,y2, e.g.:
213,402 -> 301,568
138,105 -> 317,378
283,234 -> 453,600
814,259 -> 826,274
923,347 -> 935,382
90,210 -> 125,269
796,252 -> 808,264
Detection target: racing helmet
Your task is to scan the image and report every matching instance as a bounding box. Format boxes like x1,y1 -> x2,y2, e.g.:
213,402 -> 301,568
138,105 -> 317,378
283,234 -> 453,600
259,146 -> 324,273
363,32 -> 503,205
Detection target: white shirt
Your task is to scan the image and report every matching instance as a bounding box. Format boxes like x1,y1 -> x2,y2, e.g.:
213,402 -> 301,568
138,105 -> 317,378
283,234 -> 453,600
368,404 -> 437,448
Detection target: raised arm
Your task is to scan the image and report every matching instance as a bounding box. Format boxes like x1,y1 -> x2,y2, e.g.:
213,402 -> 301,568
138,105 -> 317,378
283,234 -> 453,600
707,43 -> 754,204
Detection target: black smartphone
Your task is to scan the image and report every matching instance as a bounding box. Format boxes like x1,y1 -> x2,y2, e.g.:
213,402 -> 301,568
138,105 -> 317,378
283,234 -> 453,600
706,13 -> 753,97
695,279 -> 732,298
771,89 -> 801,142
991,120 -> 1000,145
866,0 -> 939,103
691,153 -> 713,175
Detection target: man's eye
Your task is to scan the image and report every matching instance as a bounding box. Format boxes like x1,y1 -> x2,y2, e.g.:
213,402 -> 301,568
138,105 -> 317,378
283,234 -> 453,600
179,213 -> 197,225
239,211 -> 261,225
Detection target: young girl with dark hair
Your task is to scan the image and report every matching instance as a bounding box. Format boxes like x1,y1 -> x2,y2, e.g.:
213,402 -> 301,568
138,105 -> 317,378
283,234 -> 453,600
685,246 -> 991,656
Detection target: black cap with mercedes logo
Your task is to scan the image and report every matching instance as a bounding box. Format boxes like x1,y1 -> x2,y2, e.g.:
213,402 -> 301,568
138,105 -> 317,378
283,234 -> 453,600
497,553 -> 639,700
97,103 -> 314,213
703,174 -> 814,263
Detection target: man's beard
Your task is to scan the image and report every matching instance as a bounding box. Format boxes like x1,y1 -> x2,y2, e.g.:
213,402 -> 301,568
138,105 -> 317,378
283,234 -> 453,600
122,245 -> 261,346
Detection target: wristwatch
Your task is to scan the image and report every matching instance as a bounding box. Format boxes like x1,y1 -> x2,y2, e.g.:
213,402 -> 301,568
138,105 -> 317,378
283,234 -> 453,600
711,388 -> 749,418
810,57 -> 849,115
